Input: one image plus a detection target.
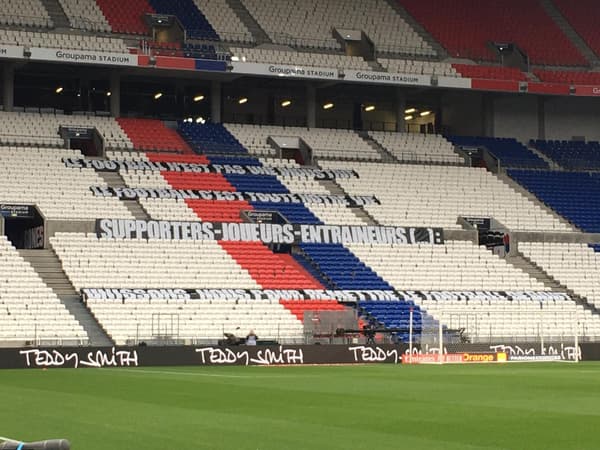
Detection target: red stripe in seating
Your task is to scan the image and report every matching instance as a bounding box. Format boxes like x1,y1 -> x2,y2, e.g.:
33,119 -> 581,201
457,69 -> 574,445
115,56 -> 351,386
218,241 -> 323,289
160,171 -> 236,191
184,199 -> 252,222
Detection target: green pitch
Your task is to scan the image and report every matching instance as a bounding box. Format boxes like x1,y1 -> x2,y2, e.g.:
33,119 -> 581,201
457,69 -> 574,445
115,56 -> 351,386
0,363 -> 598,450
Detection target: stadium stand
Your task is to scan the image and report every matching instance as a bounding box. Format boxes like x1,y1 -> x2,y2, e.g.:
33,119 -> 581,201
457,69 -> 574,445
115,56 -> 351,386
0,29 -> 129,53
349,241 -> 546,291
224,124 -> 382,161
192,0 -> 254,44
452,64 -> 527,81
178,122 -> 249,156
58,0 -> 112,32
0,0 -> 52,28
229,47 -> 371,70
508,170 -> 600,232
117,118 -> 193,153
94,0 -> 153,35
534,69 -> 600,85
240,0 -> 435,55
379,58 -> 457,77
520,242 -> 600,312
0,111 -> 132,149
418,290 -> 597,341
368,132 -> 463,164
0,146 -> 132,220
147,0 -> 219,41
553,0 -> 600,59
321,161 -> 570,232
529,139 -> 600,170
447,136 -> 549,169
0,236 -> 87,345
397,0 -> 587,66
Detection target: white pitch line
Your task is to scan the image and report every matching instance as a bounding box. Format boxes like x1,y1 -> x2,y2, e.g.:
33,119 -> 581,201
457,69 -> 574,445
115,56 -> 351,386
102,367 -> 310,379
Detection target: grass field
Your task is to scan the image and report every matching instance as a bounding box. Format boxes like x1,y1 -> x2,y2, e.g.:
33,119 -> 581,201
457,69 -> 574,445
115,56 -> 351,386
0,363 -> 598,450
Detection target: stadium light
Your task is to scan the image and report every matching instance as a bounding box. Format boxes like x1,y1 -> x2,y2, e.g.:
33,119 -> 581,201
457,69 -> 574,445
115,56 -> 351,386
364,105 -> 375,112
281,99 -> 292,107
154,92 -> 163,100
106,91 -> 111,97
405,107 -> 416,114
238,97 -> 248,104
420,110 -> 431,117
193,95 -> 205,102
195,117 -> 206,124
323,102 -> 334,110
404,115 -> 413,120
55,86 -> 63,94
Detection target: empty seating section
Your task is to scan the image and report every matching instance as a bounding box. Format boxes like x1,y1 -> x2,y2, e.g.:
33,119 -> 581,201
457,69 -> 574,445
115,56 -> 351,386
86,296 -> 304,344
95,0 -> 153,35
0,29 -> 128,53
117,118 -> 192,153
178,123 -> 249,156
192,0 -> 254,44
530,139 -> 600,170
368,132 -> 463,164
58,0 -> 112,32
418,292 -> 596,341
553,0 -> 600,59
51,234 -> 261,291
378,58 -> 457,77
225,124 -> 381,161
520,242 -> 600,313
0,236 -> 87,345
320,161 -> 570,232
219,242 -> 322,289
0,111 -> 131,148
300,244 -> 392,290
241,0 -> 434,55
452,64 -> 527,81
0,147 -> 133,220
147,0 -> 219,41
508,170 -> 600,232
229,47 -> 371,70
448,136 -> 548,169
348,241 -> 547,291
0,0 -> 51,28
534,69 -> 600,85
398,0 -> 586,66
358,301 -> 425,340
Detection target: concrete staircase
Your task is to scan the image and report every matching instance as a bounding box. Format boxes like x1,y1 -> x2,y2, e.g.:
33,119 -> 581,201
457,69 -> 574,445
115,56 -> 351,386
366,59 -> 386,72
356,131 -> 399,163
39,0 -> 70,29
507,252 -> 600,316
19,249 -> 114,346
527,145 -> 562,170
539,0 -> 600,66
225,0 -> 272,44
98,171 -> 151,220
316,179 -> 380,225
382,0 -> 448,59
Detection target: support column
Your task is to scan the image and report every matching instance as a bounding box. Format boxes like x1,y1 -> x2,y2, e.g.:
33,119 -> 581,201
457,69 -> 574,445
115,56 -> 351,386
537,96 -> 546,140
109,72 -> 120,117
482,93 -> 494,137
395,88 -> 406,132
306,83 -> 316,128
3,63 -> 15,112
211,80 -> 221,123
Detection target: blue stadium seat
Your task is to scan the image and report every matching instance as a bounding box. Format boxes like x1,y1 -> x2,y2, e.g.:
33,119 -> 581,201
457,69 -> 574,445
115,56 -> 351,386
300,244 -> 392,290
509,169 -> 600,232
530,139 -> 600,170
448,135 -> 548,169
178,122 -> 249,156
147,0 -> 219,41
